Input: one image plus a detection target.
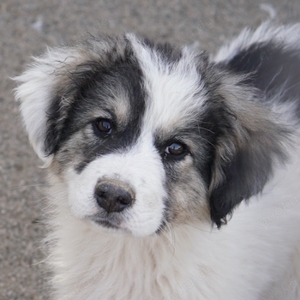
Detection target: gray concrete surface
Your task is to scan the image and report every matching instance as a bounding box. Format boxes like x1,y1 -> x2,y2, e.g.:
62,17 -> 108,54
0,0 -> 300,299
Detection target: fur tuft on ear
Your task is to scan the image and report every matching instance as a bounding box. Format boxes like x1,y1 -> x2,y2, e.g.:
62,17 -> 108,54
14,48 -> 81,162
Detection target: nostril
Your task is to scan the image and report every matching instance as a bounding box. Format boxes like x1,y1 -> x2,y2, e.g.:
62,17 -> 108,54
95,182 -> 134,213
117,195 -> 131,205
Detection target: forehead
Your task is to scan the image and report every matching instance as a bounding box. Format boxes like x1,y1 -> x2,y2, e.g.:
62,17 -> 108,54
128,35 -> 208,134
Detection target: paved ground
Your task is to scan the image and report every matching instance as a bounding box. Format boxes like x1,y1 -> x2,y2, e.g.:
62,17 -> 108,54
1,0 -> 300,299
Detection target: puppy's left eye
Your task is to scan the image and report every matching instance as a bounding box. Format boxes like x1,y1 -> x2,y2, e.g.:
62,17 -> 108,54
93,119 -> 113,136
164,142 -> 187,158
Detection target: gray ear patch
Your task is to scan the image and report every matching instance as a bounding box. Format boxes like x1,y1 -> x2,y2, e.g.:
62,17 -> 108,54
226,42 -> 300,120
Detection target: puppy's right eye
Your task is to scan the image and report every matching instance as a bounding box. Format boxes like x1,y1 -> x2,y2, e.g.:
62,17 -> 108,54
163,141 -> 188,160
93,119 -> 113,136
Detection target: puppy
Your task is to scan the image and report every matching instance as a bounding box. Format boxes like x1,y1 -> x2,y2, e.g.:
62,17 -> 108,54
15,23 -> 300,300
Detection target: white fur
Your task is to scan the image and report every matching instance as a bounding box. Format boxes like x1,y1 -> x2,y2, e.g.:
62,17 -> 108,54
14,48 -> 81,162
128,34 -> 208,131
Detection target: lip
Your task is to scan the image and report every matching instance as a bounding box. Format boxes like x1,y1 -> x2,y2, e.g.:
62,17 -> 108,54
90,215 -> 123,230
94,218 -> 119,229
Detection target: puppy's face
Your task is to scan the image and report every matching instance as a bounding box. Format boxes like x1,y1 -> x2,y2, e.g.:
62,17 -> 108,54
15,35 -> 286,236
50,38 -> 211,236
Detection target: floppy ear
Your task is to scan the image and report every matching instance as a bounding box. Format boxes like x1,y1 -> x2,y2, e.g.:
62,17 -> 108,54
209,24 -> 300,227
206,77 -> 289,228
14,48 -> 81,162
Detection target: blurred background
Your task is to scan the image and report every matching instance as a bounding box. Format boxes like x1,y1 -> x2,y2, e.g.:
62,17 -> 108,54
0,0 -> 299,299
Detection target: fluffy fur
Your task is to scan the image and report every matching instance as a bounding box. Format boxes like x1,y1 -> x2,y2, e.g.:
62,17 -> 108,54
15,23 -> 300,299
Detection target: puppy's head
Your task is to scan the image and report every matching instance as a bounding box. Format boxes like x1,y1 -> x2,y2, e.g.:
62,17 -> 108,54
15,34 -> 287,236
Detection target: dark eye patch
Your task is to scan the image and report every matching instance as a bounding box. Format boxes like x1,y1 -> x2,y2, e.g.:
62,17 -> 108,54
44,40 -> 147,158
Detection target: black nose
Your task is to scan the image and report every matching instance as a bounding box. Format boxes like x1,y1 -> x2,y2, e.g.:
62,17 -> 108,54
95,182 -> 134,213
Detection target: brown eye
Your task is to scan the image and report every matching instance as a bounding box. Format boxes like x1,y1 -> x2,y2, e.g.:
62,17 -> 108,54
164,142 -> 187,157
93,119 -> 113,136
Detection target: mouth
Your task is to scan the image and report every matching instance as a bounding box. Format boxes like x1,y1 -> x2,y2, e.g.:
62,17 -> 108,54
90,214 -> 124,231
94,219 -> 120,229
